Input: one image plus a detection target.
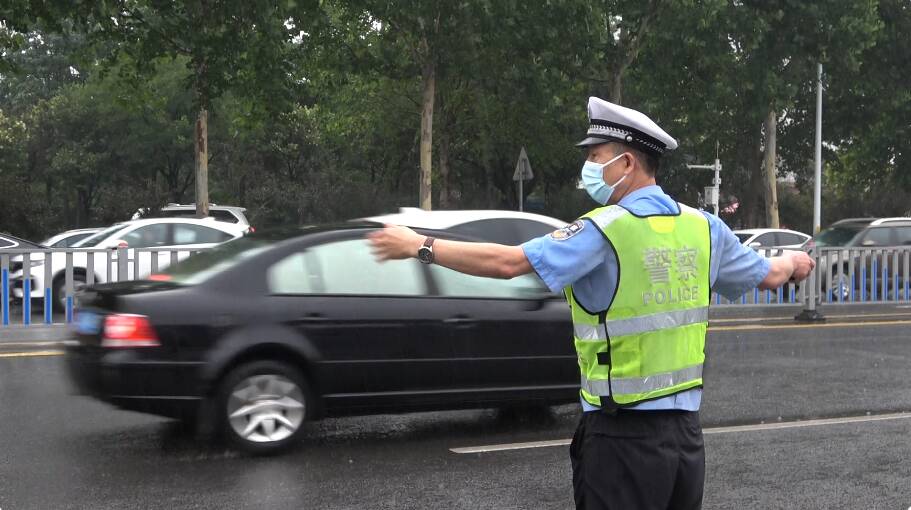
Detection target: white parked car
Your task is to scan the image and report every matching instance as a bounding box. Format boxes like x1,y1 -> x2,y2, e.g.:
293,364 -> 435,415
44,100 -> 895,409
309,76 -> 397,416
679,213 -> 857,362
40,227 -> 103,248
733,228 -> 811,252
11,218 -> 247,310
362,208 -> 567,245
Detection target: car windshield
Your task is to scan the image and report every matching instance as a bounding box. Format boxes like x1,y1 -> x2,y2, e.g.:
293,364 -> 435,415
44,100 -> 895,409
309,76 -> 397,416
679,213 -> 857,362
156,236 -> 271,285
71,224 -> 126,247
814,226 -> 864,247
735,233 -> 752,244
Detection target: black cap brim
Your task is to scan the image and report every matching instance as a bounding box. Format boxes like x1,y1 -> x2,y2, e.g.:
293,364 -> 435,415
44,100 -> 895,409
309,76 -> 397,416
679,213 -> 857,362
576,136 -> 612,147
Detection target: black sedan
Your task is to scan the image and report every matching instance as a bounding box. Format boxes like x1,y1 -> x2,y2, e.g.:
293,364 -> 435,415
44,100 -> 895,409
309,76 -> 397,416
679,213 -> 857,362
66,223 -> 577,453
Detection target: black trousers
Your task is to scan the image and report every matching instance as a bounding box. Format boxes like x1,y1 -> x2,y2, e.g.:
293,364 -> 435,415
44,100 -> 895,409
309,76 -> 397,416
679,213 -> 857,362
570,409 -> 705,510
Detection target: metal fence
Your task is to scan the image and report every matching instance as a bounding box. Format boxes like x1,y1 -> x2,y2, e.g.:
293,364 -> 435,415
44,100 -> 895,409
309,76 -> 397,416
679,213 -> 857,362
1,247 -> 200,326
2,245 -> 911,327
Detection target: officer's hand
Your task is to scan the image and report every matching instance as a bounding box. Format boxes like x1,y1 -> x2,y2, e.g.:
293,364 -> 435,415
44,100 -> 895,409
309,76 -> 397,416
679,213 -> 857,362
787,250 -> 815,281
367,224 -> 424,261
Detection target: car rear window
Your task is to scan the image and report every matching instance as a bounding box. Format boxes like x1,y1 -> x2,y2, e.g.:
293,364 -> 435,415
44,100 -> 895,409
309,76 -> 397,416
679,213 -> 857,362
814,226 -> 863,247
158,237 -> 271,285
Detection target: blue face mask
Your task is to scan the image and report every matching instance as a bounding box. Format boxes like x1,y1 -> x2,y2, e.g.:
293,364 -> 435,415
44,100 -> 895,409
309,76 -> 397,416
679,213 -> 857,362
580,153 -> 628,205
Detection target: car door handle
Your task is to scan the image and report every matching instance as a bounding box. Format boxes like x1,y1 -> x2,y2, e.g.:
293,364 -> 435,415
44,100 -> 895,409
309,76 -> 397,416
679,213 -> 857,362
298,313 -> 329,323
443,316 -> 477,328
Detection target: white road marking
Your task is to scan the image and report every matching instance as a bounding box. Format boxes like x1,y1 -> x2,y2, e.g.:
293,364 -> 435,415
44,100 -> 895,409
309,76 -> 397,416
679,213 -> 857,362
0,350 -> 64,358
0,341 -> 68,348
450,412 -> 911,454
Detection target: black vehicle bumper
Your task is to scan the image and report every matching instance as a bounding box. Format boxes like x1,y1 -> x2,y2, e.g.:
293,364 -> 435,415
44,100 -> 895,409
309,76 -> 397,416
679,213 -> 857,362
65,344 -> 202,419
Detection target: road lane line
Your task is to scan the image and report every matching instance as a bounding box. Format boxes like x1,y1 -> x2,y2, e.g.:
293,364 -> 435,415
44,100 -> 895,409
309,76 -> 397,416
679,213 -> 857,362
0,350 -> 64,358
450,412 -> 911,454
710,319 -> 911,332
710,311 -> 911,324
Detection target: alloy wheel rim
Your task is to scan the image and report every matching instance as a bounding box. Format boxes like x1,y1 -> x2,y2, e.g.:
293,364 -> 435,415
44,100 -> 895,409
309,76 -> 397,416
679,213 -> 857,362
227,374 -> 305,443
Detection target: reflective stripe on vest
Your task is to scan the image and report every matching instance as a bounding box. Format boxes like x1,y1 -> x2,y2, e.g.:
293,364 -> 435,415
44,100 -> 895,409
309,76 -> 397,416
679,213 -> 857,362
573,307 -> 708,341
580,364 -> 704,395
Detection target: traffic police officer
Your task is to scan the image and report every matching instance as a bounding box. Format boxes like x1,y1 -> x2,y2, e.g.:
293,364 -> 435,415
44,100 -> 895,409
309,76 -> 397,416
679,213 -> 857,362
368,97 -> 815,510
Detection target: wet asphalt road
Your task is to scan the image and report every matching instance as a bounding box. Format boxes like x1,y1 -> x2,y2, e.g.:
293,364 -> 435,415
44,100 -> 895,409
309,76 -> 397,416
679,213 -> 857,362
1,306 -> 911,509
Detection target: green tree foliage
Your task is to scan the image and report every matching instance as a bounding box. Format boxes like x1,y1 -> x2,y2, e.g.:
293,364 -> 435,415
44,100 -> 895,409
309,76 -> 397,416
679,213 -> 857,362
1,0 -> 908,241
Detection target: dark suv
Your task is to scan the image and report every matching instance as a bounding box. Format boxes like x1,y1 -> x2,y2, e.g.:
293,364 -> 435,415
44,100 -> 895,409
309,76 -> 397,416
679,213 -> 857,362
814,218 -> 911,300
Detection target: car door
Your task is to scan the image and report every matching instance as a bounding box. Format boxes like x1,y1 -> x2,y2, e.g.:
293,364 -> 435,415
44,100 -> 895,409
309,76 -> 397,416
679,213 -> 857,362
117,223 -> 173,279
424,264 -> 577,398
263,236 -> 459,407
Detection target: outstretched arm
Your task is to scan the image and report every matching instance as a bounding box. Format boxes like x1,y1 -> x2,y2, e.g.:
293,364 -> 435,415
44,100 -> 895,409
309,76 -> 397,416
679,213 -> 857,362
367,224 -> 533,279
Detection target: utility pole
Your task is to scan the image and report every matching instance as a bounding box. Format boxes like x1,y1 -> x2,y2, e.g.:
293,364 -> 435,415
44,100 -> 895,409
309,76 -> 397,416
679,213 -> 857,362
686,149 -> 722,215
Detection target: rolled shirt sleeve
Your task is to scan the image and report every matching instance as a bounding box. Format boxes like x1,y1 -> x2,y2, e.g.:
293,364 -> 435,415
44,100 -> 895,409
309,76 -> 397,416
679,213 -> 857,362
521,219 -> 609,293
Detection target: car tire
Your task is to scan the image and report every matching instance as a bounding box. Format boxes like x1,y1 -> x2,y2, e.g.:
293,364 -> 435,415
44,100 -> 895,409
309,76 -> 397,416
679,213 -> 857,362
51,272 -> 87,313
215,360 -> 311,455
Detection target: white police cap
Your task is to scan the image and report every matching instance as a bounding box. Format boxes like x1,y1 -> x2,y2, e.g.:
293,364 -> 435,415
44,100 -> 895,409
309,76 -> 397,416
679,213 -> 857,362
576,97 -> 678,156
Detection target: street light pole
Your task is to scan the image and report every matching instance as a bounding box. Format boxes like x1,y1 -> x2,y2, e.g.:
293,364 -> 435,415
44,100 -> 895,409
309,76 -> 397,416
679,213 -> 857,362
814,63 -> 823,234
796,63 -> 826,323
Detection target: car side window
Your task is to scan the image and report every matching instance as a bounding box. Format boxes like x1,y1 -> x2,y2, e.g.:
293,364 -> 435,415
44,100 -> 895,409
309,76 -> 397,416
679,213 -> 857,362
861,227 -> 892,247
210,210 -> 239,223
428,265 -> 548,298
268,252 -> 320,294
894,227 -> 911,246
173,224 -> 233,245
753,233 -> 777,247
121,224 -> 170,248
449,219 -> 557,245
267,239 -> 426,295
0,237 -> 14,248
776,232 -> 807,246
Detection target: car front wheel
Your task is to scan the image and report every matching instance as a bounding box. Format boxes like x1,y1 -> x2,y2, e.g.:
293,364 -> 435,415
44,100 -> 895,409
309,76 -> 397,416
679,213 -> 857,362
216,360 -> 311,454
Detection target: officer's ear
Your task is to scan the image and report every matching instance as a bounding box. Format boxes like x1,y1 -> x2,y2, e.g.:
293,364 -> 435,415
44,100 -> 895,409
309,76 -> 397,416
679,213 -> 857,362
620,152 -> 636,175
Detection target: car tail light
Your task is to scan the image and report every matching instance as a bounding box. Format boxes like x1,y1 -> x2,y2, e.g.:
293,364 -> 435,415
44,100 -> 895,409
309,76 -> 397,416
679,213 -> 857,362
101,314 -> 160,348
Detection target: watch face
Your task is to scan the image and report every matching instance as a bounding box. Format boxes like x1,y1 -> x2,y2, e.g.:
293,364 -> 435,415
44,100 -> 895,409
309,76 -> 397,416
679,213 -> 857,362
418,247 -> 433,264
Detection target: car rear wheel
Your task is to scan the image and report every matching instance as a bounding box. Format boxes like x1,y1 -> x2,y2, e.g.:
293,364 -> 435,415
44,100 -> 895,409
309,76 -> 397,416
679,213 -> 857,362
216,360 -> 311,454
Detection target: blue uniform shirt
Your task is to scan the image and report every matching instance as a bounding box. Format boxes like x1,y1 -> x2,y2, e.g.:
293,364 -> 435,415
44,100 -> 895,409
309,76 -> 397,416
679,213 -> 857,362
521,185 -> 771,412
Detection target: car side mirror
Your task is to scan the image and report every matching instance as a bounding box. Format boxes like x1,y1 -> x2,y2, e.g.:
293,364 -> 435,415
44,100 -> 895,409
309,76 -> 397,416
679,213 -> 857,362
114,239 -> 129,248
861,239 -> 876,247
748,241 -> 761,248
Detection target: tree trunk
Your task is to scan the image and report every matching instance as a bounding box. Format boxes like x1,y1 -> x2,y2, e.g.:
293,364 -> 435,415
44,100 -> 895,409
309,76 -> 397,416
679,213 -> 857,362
439,129 -> 452,209
195,108 -> 209,217
761,108 -> 780,228
419,55 -> 435,211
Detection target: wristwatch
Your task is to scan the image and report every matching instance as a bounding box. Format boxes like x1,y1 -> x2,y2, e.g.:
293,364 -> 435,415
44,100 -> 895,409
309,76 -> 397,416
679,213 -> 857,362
417,236 -> 436,264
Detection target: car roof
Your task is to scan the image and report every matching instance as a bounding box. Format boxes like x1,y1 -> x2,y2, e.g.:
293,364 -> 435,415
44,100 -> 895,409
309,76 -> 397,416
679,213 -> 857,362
733,228 -> 808,236
162,203 -> 247,212
362,208 -> 567,229
870,217 -> 911,226
106,217 -> 247,232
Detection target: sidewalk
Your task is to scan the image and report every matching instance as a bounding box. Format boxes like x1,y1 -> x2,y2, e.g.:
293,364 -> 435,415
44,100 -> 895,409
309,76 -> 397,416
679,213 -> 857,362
0,323 -> 72,342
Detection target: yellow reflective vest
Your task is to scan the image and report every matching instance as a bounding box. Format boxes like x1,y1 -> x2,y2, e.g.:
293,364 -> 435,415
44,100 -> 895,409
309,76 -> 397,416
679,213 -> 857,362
566,204 -> 711,407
